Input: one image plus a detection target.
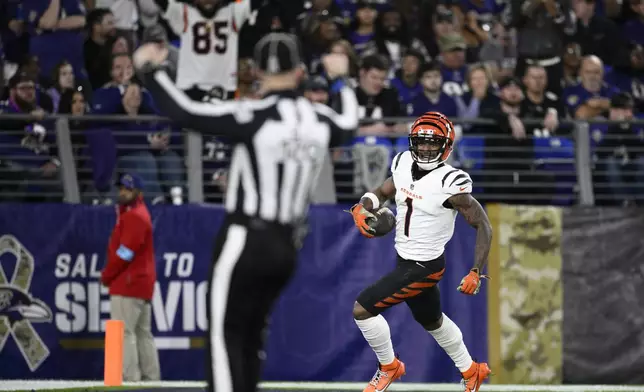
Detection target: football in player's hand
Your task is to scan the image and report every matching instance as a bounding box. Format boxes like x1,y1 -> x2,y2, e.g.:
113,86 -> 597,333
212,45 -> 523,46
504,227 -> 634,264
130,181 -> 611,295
365,207 -> 396,237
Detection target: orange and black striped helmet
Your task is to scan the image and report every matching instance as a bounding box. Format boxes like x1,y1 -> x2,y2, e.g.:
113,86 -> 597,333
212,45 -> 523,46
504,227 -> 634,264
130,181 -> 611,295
408,111 -> 455,167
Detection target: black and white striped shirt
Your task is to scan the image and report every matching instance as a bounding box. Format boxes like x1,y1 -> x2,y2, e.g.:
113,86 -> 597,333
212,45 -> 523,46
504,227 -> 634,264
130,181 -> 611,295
141,68 -> 359,226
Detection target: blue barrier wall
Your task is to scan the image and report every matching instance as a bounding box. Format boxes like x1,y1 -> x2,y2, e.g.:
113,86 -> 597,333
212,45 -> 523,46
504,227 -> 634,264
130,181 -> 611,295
0,204 -> 486,382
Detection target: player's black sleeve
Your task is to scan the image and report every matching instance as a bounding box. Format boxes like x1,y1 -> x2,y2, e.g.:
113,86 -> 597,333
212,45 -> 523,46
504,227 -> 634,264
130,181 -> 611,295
139,66 -> 254,139
313,79 -> 359,147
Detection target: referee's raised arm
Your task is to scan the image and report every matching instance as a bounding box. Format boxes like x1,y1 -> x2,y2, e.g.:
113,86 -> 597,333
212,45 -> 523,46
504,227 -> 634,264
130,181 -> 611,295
135,61 -> 258,138
133,42 -> 358,142
313,77 -> 360,147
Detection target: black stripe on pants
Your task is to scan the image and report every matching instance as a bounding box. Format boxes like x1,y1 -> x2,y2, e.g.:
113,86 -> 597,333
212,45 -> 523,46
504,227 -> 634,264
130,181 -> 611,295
205,215 -> 297,392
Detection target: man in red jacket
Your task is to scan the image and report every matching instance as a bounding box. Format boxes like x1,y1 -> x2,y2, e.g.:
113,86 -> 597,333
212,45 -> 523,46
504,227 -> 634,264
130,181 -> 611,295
101,173 -> 160,381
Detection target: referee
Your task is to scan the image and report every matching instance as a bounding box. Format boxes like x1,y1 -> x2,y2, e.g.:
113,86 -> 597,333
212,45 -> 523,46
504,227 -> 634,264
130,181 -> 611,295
132,33 -> 358,392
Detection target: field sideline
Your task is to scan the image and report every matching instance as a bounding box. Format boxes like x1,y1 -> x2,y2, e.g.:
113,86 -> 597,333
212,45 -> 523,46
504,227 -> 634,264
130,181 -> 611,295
2,381 -> 644,392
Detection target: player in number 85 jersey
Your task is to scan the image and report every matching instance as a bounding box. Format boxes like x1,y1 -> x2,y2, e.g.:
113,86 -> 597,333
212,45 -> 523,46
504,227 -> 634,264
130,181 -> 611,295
349,112 -> 493,392
158,0 -> 263,101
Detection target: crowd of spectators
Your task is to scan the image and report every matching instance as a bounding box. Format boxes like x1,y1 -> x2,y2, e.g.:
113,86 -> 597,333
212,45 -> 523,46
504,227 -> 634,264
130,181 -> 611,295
1,0 -> 644,206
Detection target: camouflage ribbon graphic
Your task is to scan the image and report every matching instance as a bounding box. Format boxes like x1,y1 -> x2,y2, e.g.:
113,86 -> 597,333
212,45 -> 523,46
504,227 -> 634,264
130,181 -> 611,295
0,235 -> 52,371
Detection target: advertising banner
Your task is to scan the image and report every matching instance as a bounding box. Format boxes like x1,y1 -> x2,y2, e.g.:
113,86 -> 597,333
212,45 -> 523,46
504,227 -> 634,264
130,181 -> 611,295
0,204 -> 484,382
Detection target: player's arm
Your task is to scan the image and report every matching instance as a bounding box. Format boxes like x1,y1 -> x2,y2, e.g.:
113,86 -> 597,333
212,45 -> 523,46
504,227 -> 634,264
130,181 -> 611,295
230,0 -> 274,30
447,193 -> 492,273
442,169 -> 492,295
349,177 -> 396,238
133,44 -> 253,139
154,0 -> 183,34
359,177 -> 396,212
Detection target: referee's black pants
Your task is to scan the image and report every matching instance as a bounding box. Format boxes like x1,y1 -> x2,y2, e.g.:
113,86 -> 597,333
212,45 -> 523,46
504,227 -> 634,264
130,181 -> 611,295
206,214 -> 297,392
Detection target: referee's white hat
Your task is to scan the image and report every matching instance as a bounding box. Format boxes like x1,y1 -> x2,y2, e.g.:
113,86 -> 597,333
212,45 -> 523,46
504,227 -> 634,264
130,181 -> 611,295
253,33 -> 303,75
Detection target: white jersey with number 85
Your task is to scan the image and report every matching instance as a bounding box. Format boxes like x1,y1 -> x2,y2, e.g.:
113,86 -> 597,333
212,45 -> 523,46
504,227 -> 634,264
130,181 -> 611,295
164,0 -> 254,91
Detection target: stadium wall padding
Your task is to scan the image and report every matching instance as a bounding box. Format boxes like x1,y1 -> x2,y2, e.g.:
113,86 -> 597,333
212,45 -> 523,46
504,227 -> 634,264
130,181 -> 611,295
561,207 -> 644,384
0,204 -> 486,382
486,204 -> 564,385
487,204 -> 644,385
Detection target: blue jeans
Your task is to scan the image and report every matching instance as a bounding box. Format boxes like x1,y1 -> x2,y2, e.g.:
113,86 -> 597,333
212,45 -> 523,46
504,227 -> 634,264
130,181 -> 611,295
117,150 -> 185,202
604,156 -> 644,203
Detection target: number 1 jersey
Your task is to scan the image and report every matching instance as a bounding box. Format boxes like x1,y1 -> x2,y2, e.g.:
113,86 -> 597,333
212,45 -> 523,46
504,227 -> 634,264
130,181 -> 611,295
164,0 -> 253,91
391,151 -> 473,261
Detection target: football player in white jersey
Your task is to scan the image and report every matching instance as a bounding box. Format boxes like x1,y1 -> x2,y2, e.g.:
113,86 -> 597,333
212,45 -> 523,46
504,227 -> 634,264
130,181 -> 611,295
349,111 -> 493,392
157,0 -> 264,101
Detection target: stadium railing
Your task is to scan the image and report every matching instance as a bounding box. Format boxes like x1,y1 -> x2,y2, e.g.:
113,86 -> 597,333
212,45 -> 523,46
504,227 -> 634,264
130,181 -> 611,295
1,113 -> 643,206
